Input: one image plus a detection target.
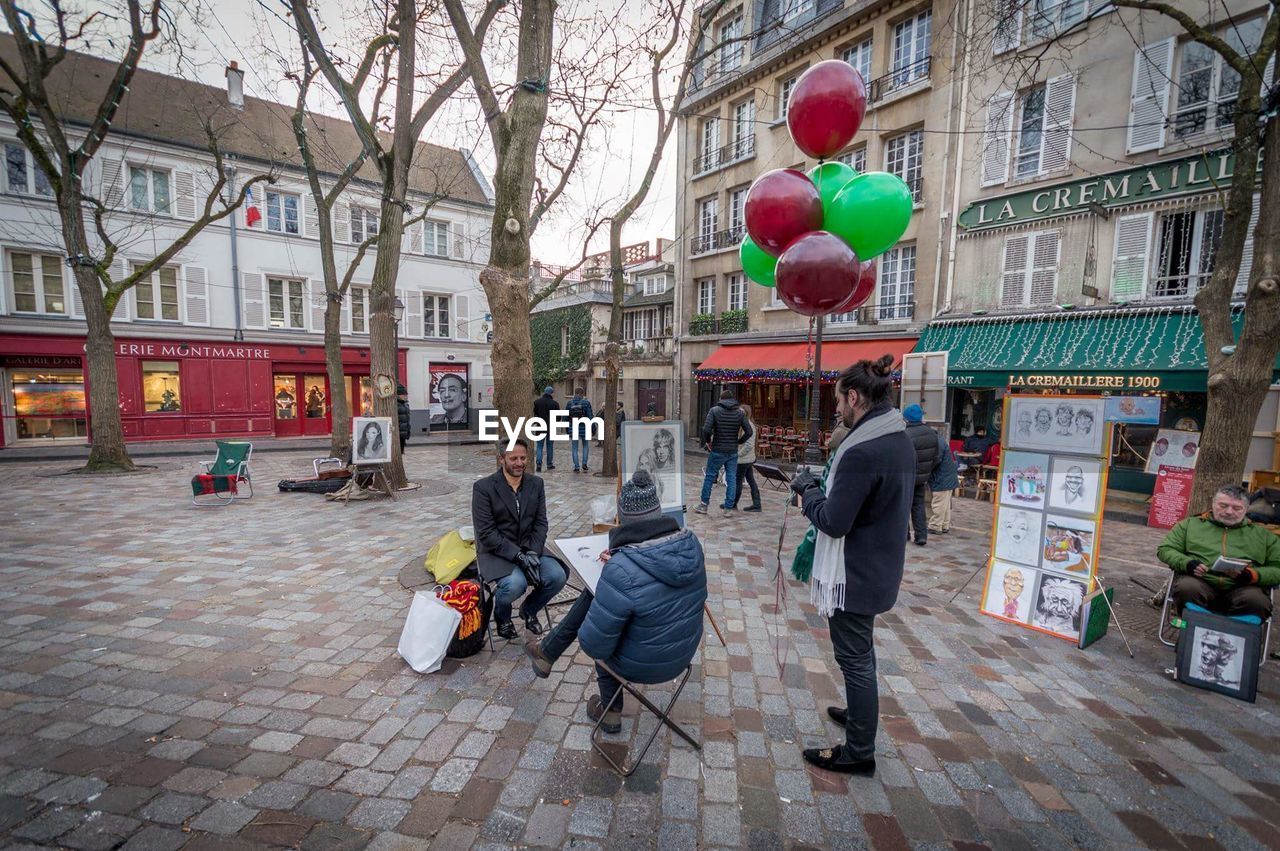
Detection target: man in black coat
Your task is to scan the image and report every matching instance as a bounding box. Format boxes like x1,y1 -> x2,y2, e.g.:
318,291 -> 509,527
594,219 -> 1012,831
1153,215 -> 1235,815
902,404 -> 940,546
532,387 -> 558,472
471,438 -> 568,639
697,390 -> 753,515
396,384 -> 411,454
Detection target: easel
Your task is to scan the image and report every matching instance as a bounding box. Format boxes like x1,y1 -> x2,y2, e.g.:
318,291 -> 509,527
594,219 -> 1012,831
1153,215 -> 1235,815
1091,573 -> 1135,658
340,464 -> 397,504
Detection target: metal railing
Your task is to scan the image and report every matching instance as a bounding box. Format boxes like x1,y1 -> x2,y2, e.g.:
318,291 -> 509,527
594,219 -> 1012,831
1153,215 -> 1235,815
688,312 -> 749,336
694,135 -> 756,175
590,337 -> 674,359
689,225 -> 745,256
868,56 -> 932,103
876,298 -> 916,321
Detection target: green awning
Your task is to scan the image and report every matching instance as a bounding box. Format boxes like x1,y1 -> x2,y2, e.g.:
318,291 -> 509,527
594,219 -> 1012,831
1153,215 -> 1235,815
915,306 -> 1270,392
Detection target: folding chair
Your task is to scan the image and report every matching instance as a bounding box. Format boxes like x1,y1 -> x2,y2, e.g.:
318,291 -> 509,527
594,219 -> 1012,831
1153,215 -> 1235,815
590,660 -> 700,777
190,441 -> 254,507
1159,571 -> 1274,662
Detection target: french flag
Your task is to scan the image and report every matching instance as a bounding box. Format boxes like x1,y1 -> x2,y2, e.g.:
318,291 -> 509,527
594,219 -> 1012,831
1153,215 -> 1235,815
244,184 -> 261,227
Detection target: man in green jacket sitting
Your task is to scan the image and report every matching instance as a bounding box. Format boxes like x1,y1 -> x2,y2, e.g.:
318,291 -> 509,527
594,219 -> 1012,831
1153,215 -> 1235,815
1157,484 -> 1280,620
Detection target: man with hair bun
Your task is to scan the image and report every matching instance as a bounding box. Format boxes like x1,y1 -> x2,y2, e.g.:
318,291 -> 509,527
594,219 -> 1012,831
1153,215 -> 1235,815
789,354 -> 915,775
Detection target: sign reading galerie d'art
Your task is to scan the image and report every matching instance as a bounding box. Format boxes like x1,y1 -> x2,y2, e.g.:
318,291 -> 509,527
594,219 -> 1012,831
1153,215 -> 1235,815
979,394 -> 1112,643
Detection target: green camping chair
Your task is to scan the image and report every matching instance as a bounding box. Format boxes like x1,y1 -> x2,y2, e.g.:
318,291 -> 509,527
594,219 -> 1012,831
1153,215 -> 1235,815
190,441 -> 254,507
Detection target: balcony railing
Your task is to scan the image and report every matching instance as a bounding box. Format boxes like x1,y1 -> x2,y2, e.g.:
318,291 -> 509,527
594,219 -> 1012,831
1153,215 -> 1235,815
593,338 -> 674,360
689,310 -> 749,336
690,225 -> 745,256
876,298 -> 916,322
868,56 -> 932,103
694,135 -> 756,175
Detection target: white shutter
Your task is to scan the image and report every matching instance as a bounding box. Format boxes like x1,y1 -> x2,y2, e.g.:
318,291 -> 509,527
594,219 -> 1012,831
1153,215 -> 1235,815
173,170 -> 197,219
1127,38 -> 1173,154
1110,213 -> 1153,301
304,194 -> 320,239
1235,192 -> 1261,295
408,220 -> 423,255
100,157 -> 124,208
334,201 -> 350,243
1030,231 -> 1060,306
451,223 -> 464,259
112,258 -> 130,322
993,8 -> 1021,55
1040,74 -> 1076,173
242,271 -> 266,328
1000,234 -> 1030,307
70,274 -> 86,318
402,289 -> 423,338
308,280 -> 326,332
183,266 -> 209,325
340,289 -> 352,334
982,92 -> 1015,186
454,293 -> 470,340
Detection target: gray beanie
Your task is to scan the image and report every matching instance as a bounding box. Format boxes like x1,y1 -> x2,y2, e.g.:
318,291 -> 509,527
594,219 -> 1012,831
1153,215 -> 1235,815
619,470 -> 662,523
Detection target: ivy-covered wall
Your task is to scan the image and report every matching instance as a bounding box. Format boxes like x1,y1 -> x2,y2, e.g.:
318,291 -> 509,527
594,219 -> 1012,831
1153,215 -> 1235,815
530,305 -> 592,393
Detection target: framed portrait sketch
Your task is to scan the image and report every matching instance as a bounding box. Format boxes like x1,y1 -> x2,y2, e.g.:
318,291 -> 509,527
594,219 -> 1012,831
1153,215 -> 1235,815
997,451 -> 1051,510
1029,573 -> 1088,640
352,417 -> 393,464
980,560 -> 1036,624
1047,456 -> 1103,515
1006,396 -> 1105,456
994,505 -> 1042,568
1144,428 -> 1201,474
1175,607 -> 1261,702
1040,513 -> 1096,577
621,420 -> 684,512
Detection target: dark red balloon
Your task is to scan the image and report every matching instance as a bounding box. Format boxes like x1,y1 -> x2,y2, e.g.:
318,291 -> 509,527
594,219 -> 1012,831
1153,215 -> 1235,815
774,232 -> 861,317
787,60 -> 868,159
832,260 -> 876,313
744,169 -> 824,257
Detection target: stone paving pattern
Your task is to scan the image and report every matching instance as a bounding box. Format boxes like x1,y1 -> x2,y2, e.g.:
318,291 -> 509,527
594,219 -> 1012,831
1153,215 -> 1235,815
0,444 -> 1278,850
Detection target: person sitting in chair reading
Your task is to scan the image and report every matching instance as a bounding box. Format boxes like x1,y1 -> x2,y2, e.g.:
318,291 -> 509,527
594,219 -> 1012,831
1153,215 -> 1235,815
471,438 -> 568,640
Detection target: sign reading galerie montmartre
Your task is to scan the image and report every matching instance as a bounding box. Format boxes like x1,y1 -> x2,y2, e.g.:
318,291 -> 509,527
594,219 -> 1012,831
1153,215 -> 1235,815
958,149 -> 1249,232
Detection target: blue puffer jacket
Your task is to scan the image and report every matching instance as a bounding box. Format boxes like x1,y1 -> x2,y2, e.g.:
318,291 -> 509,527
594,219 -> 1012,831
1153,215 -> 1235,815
929,433 -> 959,491
579,520 -> 707,684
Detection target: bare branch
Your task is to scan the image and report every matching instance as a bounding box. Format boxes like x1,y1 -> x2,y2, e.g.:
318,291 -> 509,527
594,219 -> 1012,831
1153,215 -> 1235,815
1112,0 -> 1252,75
442,0 -> 510,154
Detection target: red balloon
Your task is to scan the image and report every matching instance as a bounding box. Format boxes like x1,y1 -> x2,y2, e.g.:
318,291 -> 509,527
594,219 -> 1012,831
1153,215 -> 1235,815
832,260 -> 876,313
775,232 -> 862,317
787,60 -> 868,159
744,169 -> 824,257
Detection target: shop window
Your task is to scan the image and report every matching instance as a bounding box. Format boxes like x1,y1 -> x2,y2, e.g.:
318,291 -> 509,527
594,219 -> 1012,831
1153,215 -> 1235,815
141,361 -> 182,412
1173,18 -> 1261,139
1152,209 -> 1223,298
423,293 -> 451,338
268,277 -> 307,329
424,219 -> 450,256
265,191 -> 300,234
841,36 -> 873,83
274,375 -> 298,419
4,142 -> 53,197
878,244 -> 916,320
128,165 -> 171,215
132,262 -> 180,321
9,251 -> 66,315
350,206 -> 380,244
10,370 -> 87,439
303,376 -> 327,419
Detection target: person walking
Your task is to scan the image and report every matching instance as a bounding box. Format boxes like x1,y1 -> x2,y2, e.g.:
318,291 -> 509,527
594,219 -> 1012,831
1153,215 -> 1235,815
732,403 -> 762,513
566,388 -> 594,473
902,404 -> 939,547
615,401 -> 626,439
532,387 -> 558,472
788,355 -> 914,775
927,431 -> 959,534
395,384 -> 411,455
696,390 -> 753,516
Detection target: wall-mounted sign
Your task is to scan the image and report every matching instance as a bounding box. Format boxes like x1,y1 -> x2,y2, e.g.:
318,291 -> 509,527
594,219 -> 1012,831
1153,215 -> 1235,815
947,373 -> 1166,390
117,342 -> 271,360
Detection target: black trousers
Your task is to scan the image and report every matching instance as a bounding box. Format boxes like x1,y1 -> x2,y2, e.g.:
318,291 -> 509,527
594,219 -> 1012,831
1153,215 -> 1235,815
732,462 -> 761,508
828,609 -> 878,762
910,483 -> 928,543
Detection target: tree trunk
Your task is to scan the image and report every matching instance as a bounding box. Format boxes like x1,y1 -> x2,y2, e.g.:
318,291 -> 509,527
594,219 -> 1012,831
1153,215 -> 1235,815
600,231 -> 626,479
370,194 -> 408,489
482,265 -> 537,423
324,297 -> 352,461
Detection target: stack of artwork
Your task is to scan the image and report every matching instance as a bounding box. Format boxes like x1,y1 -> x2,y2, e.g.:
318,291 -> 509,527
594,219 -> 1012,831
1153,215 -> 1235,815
980,396 -> 1109,642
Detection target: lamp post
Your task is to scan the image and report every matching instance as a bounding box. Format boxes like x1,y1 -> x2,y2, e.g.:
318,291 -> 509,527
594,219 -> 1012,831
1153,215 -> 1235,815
393,296 -> 405,388
804,314 -> 825,465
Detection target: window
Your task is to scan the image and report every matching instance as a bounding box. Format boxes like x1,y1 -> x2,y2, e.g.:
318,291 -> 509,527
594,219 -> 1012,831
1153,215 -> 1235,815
624,312 -> 636,341
878,244 -> 916,320
643,277 -> 667,296
1000,230 -> 1061,308
424,220 -> 450,256
837,146 -> 867,173
727,273 -> 746,311
141,361 -> 182,412
719,14 -> 744,72
732,100 -> 755,153
1152,209 -> 1223,298
9,252 -> 66,315
423,293 -> 451,338
779,76 -> 799,119
700,118 -> 721,169
128,166 -> 171,215
132,263 -> 180,321
1174,19 -> 1261,139
1014,85 -> 1046,178
729,187 -> 747,238
782,0 -> 813,23
891,11 -> 932,85
697,278 -> 715,314
841,36 -> 873,83
886,130 -> 923,203
698,197 -> 719,247
350,286 -> 369,333
560,324 -> 570,355
350,206 -> 379,244
1029,0 -> 1087,40
265,191 -> 300,235
4,143 -> 52,197
268,277 -> 307,330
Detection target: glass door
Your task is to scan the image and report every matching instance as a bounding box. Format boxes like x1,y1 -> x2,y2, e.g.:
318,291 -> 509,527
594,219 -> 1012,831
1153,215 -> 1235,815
301,374 -> 330,436
273,374 -> 301,437
7,369 -> 88,441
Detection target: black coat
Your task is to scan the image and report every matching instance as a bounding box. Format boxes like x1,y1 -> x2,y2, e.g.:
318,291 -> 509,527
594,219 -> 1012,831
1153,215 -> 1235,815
801,404 -> 915,616
905,421 -> 940,486
471,469 -> 549,581
701,398 -> 753,454
396,398 -> 412,440
533,393 -> 558,423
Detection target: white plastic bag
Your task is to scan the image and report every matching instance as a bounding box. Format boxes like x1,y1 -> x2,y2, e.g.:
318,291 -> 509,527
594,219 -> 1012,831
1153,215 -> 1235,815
397,591 -> 462,674
590,495 -> 616,525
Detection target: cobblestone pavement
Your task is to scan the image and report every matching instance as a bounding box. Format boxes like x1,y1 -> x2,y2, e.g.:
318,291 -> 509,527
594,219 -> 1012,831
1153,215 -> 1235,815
1,445 -> 1278,850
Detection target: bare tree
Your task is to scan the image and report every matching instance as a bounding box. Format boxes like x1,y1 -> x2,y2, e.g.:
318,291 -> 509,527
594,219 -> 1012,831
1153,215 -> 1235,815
0,0 -> 270,471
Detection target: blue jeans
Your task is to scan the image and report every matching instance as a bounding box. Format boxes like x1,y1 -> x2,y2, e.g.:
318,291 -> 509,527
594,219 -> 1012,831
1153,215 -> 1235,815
570,437 -> 590,470
535,437 -> 554,468
493,556 -> 568,624
541,590 -> 622,709
700,451 -> 738,509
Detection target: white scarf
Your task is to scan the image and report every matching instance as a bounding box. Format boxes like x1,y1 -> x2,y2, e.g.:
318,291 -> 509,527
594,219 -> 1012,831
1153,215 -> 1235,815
810,408 -> 906,617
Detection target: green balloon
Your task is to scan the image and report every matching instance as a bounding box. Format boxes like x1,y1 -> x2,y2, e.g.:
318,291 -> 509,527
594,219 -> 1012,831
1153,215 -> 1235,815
807,161 -> 858,221
740,236 -> 777,287
826,171 -> 913,259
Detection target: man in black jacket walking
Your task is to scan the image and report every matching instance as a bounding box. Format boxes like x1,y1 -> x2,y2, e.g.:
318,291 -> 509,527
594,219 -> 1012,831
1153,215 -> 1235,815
697,390 -> 753,516
902,404 -> 940,546
532,387 -> 557,472
396,384 -> 411,455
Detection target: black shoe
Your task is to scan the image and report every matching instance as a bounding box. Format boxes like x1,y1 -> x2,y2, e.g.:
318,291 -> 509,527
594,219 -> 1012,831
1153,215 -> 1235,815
587,695 -> 621,734
826,706 -> 847,726
574,467 -> 580,473
914,539 -> 927,547
744,504 -> 762,512
803,746 -> 876,776
522,614 -> 545,636
496,620 -> 518,641
536,465 -> 542,472
548,464 -> 556,470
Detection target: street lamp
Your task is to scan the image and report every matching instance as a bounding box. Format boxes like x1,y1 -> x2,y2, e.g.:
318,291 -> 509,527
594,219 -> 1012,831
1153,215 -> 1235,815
393,296 -> 405,387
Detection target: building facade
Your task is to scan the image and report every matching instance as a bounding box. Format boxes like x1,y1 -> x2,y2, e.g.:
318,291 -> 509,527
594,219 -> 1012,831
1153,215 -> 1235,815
675,0 -> 960,433
0,40 -> 494,448
926,0 -> 1279,492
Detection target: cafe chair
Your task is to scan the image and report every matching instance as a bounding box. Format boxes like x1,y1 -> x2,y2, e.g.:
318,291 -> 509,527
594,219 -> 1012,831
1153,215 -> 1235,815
190,440 -> 254,507
590,660 -> 700,777
1158,571 -> 1273,663
975,464 -> 999,502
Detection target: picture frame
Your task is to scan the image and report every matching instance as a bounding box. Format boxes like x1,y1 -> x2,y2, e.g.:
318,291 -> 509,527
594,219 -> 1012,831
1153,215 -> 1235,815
980,560 -> 1036,624
1175,607 -> 1261,702
1144,428 -> 1201,474
994,505 -> 1043,568
621,420 -> 685,512
997,451 -> 1051,510
1040,513 -> 1096,578
1006,396 -> 1106,456
352,416 -> 393,464
1046,456 -> 1103,515
1029,572 -> 1088,641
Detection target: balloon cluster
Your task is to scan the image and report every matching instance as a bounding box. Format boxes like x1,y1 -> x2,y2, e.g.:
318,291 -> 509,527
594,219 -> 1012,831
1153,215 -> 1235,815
738,60 -> 914,316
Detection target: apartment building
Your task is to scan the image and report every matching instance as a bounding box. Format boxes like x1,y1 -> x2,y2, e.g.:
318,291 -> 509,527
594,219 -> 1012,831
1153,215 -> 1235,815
675,0 -> 959,433
0,38 -> 495,447
920,0 -> 1279,492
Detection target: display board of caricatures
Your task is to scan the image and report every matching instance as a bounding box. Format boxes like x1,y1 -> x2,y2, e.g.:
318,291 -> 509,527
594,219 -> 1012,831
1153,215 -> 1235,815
979,395 -> 1110,642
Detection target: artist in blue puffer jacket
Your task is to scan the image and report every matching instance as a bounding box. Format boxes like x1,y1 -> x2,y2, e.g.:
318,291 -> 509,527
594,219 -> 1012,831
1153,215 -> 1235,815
524,469 -> 707,733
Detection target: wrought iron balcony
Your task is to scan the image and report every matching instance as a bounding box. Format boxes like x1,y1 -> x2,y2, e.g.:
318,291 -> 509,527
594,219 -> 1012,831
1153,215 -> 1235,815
876,298 -> 916,322
689,225 -> 745,256
868,56 -> 932,103
689,310 -> 749,336
694,135 -> 755,176
590,338 -> 674,360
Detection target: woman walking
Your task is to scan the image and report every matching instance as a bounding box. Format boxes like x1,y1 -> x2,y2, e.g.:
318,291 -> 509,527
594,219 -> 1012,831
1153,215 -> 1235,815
732,404 -> 762,512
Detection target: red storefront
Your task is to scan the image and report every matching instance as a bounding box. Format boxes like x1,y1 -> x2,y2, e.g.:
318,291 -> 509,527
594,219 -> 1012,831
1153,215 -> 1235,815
0,333 -> 406,448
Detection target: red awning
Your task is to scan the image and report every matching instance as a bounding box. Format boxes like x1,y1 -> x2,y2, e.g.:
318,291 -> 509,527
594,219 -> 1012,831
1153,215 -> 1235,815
693,337 -> 918,382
